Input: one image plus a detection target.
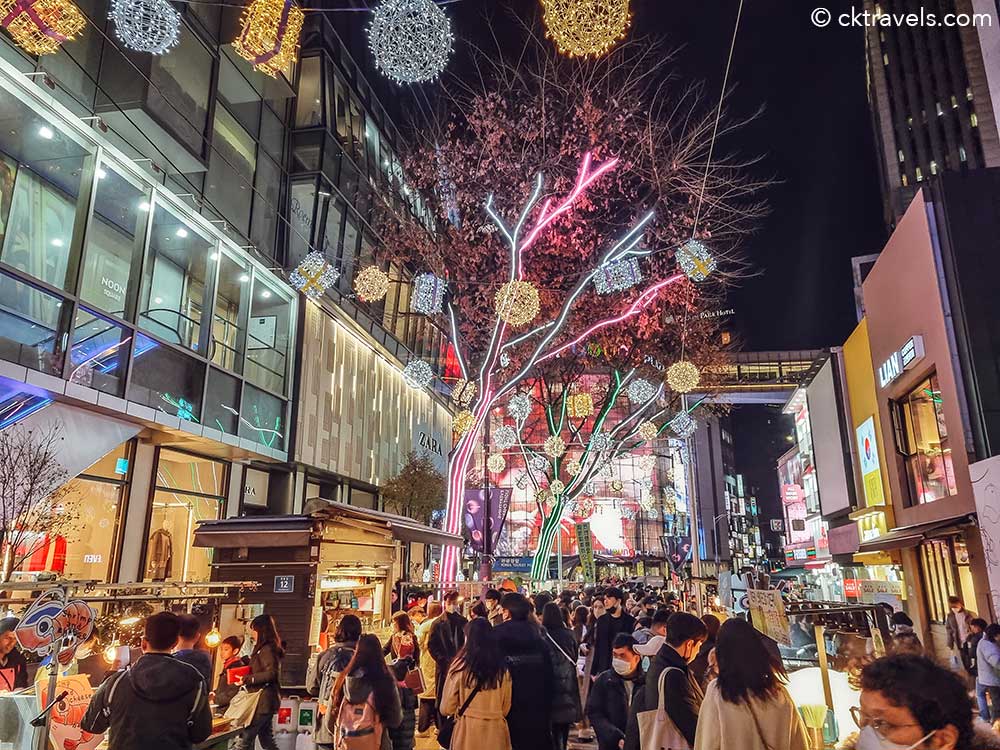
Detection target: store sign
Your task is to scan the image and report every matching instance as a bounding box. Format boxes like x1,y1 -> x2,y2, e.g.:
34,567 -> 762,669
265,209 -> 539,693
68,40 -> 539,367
274,575 -> 295,593
856,417 -> 886,506
770,519 -> 784,533
576,522 -> 596,584
843,578 -> 861,598
244,468 -> 270,507
418,431 -> 443,457
494,556 -> 533,573
747,589 -> 792,646
878,336 -> 925,388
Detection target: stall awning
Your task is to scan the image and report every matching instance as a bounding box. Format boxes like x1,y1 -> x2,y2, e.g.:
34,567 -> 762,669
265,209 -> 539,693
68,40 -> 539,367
193,517 -> 313,548
856,516 -> 973,554
304,498 -> 463,547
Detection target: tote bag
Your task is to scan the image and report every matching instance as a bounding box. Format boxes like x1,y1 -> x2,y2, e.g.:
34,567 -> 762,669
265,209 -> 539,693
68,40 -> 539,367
636,667 -> 691,750
224,687 -> 263,729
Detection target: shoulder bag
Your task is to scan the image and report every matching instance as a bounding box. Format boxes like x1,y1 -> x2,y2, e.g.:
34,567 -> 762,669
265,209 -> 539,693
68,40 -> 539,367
436,681 -> 482,748
636,667 -> 691,750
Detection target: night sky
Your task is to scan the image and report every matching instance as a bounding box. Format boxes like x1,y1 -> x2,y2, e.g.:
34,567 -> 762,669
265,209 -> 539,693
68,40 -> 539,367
442,0 -> 889,351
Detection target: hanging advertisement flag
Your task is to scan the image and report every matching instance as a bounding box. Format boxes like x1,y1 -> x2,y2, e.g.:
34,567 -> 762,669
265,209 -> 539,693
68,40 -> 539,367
15,590 -> 95,665
464,488 -> 512,553
576,522 -> 596,583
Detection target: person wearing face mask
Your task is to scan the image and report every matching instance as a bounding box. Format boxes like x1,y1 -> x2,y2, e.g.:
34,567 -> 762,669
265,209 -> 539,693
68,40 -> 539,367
593,587 -> 637,680
946,596 -> 976,671
428,590 -> 468,717
838,653 -> 996,750
623,612 -> 707,750
587,634 -> 646,750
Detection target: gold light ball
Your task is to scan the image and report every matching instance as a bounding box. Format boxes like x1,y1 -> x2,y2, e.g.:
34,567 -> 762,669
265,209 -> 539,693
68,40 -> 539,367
611,479 -> 624,492
540,0 -> 631,58
453,409 -> 475,435
494,280 -> 540,327
452,378 -> 477,408
566,392 -> 595,419
666,360 -> 701,394
354,265 -> 390,302
638,421 -> 658,442
1,0 -> 86,55
550,480 -> 566,496
575,497 -> 596,518
486,454 -> 506,474
566,460 -> 582,477
233,0 -> 304,77
543,435 -> 566,458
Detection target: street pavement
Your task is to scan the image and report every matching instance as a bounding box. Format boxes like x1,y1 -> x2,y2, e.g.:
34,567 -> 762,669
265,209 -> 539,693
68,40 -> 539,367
415,730 -> 595,749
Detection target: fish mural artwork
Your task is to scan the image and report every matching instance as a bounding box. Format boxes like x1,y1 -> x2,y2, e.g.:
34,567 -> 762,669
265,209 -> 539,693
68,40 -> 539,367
38,674 -> 104,750
15,590 -> 95,665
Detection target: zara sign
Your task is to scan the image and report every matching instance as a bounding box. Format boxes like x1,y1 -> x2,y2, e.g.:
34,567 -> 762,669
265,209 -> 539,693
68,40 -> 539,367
878,335 -> 925,388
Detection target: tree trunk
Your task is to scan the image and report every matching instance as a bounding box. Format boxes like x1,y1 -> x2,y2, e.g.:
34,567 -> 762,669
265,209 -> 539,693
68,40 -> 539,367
0,526 -> 11,584
531,502 -> 565,581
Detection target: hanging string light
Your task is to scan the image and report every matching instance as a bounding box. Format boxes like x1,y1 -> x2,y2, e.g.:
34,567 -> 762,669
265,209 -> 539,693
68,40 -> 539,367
540,0 -> 631,58
676,239 -> 717,282
486,454 -> 506,474
666,360 -> 701,394
411,272 -> 447,315
110,0 -> 180,54
590,431 -> 613,452
594,256 -> 643,295
669,411 -> 697,439
493,424 -> 518,451
233,0 -> 304,77
289,251 -> 340,300
494,280 -> 540,327
451,378 -> 477,408
627,378 -> 656,405
0,0 -> 85,55
566,392 -> 595,419
354,265 -> 390,303
638,454 -> 657,474
611,479 -> 624,493
368,0 -> 453,83
543,435 -> 566,458
638,421 -> 658,442
402,360 -> 433,389
530,455 -> 549,472
453,409 -> 474,435
508,392 -> 532,422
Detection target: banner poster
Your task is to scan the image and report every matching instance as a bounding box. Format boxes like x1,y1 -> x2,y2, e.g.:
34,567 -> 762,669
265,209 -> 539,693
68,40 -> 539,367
576,522 -> 596,583
464,488 -> 512,553
37,674 -> 104,750
747,588 -> 792,646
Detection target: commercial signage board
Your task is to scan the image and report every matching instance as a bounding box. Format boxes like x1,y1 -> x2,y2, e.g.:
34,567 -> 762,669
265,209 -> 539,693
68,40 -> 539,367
878,336 -> 925,388
747,588 -> 792,646
576,522 -> 596,583
493,556 -> 533,573
856,417 -> 886,506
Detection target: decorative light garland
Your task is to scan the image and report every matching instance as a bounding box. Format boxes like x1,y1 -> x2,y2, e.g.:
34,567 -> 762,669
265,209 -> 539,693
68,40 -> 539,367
494,280 -> 540,327
233,0 -> 304,77
575,497 -> 596,518
493,425 -> 518,451
638,454 -> 657,474
290,251 -> 340,300
368,0 -> 453,83
508,392 -> 532,421
676,239 -> 717,282
666,360 -> 701,393
638,421 -> 658,442
0,0 -> 85,55
566,459 -> 582,477
638,494 -> 655,512
402,360 -> 433,389
669,411 -> 697,439
566,392 -> 595,419
543,435 -> 566,458
540,0 -> 631,58
529,455 -> 549,472
451,378 -> 477,408
611,479 -> 624,492
594,256 -> 643,295
453,409 -> 474,435
486,454 -> 506,474
590,431 -> 613,452
627,378 -> 656,405
354,265 -> 390,302
411,272 -> 447,315
550,479 -> 566,496
110,0 -> 180,54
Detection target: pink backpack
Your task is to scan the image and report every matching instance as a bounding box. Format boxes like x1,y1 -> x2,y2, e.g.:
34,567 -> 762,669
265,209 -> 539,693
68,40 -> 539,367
334,693 -> 382,750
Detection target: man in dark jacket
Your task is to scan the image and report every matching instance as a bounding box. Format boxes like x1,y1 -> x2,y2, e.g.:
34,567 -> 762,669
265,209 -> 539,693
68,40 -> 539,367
484,589 -> 504,626
82,611 -> 212,750
173,614 -> 213,685
592,587 -> 637,678
623,612 -> 706,750
495,592 -> 554,750
587,634 -> 646,750
0,617 -> 28,690
427,590 -> 468,702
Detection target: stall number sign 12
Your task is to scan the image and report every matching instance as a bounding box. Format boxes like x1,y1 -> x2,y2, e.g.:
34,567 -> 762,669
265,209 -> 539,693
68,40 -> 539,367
274,575 -> 295,593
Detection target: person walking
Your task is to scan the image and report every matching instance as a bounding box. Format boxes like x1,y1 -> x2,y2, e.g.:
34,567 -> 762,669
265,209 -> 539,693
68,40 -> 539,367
231,614 -> 284,750
173,614 -> 213,685
493,592 -> 554,750
385,611 -> 420,662
485,590 -> 504,627
428,591 -> 469,704
82,612 -> 213,750
592,587 -> 637,679
212,635 -> 246,710
542,602 -> 582,750
976,623 -> 1000,723
693,618 -> 808,750
417,602 -> 444,736
586,634 -> 646,750
690,614 -> 719,687
309,614 -> 362,747
389,658 -> 418,750
326,634 -> 403,750
439,618 -> 512,750
946,595 -> 976,671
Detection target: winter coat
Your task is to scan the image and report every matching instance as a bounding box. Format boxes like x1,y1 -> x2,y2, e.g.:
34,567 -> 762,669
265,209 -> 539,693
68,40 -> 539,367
837,722 -> 1000,749
326,671 -> 403,750
440,665 -> 512,750
694,680 -> 809,750
173,648 -> 213,686
213,655 -> 248,709
493,619 -> 554,750
586,667 -> 645,750
592,611 -> 637,677
544,625 -> 582,725
0,647 -> 28,690
384,630 -> 420,662
624,642 -> 703,750
416,618 -> 438,700
81,652 -> 213,750
245,642 -> 282,717
979,639 -> 1000,688
307,640 -> 356,745
690,637 -> 715,687
388,682 -> 417,750
428,611 -> 468,701
947,608 -> 976,650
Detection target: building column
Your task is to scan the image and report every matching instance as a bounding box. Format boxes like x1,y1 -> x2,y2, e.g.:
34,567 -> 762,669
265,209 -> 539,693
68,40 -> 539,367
226,463 -> 245,519
117,440 -> 156,583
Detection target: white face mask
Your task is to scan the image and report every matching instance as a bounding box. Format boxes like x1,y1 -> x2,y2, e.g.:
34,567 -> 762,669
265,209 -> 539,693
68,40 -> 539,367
612,658 -> 634,676
856,726 -> 933,750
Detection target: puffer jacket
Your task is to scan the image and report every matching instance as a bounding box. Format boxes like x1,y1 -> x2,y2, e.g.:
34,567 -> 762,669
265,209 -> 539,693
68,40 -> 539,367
544,625 -> 582,725
388,682 -> 417,750
81,653 -> 213,750
837,722 -> 1000,749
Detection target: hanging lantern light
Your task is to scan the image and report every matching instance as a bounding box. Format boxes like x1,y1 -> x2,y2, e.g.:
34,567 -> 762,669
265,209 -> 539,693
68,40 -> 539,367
540,0 -> 631,58
368,0 -> 453,84
0,0 -> 85,55
667,360 -> 701,394
290,251 -> 340,300
594,256 -> 643,295
402,360 -> 433,389
110,0 -> 179,54
451,378 -> 477,408
566,459 -> 582,477
638,421 -> 658,442
233,0 -> 304,77
411,272 -> 447,315
611,479 -> 624,493
676,239 -> 717,282
493,424 -> 518,451
627,378 -> 656,405
669,411 -> 697,439
543,435 -> 566,458
453,409 -> 474,435
508,392 -> 532,421
566,392 -> 595,419
354,265 -> 390,302
494,280 -> 540,327
486,454 -> 506,474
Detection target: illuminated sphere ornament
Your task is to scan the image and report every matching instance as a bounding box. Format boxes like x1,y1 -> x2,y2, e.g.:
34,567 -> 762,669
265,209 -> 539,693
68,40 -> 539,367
530,455 -> 549,472
611,479 -> 624,493
290,251 -> 340,300
486,454 -> 506,474
233,0 -> 304,77
494,280 -> 540,327
566,460 -> 582,477
638,421 -> 658,442
368,0 -> 453,84
411,272 -> 447,315
540,0 -> 631,58
508,393 -> 532,421
638,454 -> 657,474
627,378 -> 656,405
543,435 -> 566,458
677,239 -> 717,282
354,265 -> 390,302
667,360 -> 701,394
402,360 -> 433,389
451,378 -> 477,408
669,411 -> 698,439
500,351 -> 511,368
591,431 -> 613,452
0,0 -> 85,55
566,392 -> 595,419
550,480 -> 566,496
111,0 -> 180,54
575,497 -> 596,518
493,425 -> 518,451
453,409 -> 475,435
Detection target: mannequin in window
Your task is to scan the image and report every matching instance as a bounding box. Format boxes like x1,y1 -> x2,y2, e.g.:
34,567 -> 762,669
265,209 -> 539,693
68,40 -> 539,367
147,517 -> 173,581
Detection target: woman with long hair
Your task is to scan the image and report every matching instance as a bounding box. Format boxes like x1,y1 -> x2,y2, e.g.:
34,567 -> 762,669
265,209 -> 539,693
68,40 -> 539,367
234,614 -> 285,750
327,634 -> 402,750
542,602 -> 582,750
439,618 -> 511,750
384,611 -> 419,661
694,618 -> 808,750
416,601 -> 443,735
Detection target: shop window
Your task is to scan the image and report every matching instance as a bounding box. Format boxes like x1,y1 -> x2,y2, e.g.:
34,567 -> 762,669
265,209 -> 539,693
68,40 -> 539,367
205,106 -> 256,235
288,181 -> 317,268
69,307 -> 132,396
250,154 -> 281,258
211,251 -> 249,373
260,105 -> 284,162
218,53 -> 262,138
148,25 -> 212,157
79,162 -> 150,317
338,213 -> 360,293
321,196 -> 346,259
239,383 -> 286,450
245,277 -> 291,394
920,538 -> 959,623
895,374 -> 957,504
0,270 -> 67,375
138,202 -> 214,351
126,333 -> 204,421
331,69 -> 350,145
295,56 -> 324,127
0,115 -> 91,290
204,367 -> 241,435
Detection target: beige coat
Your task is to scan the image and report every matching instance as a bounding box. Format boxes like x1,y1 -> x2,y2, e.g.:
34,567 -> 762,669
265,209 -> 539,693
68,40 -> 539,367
440,666 -> 512,750
694,680 -> 809,750
417,615 -> 439,699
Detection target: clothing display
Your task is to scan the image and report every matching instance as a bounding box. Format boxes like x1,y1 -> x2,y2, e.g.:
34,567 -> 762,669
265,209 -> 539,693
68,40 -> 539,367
147,527 -> 173,581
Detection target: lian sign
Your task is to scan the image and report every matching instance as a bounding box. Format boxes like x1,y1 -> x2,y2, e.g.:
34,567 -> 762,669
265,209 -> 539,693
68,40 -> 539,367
878,336 -> 925,388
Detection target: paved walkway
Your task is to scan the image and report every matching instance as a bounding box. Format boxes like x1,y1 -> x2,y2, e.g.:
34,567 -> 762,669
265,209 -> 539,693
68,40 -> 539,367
415,729 -> 595,749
